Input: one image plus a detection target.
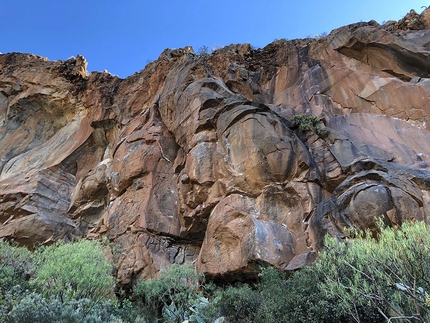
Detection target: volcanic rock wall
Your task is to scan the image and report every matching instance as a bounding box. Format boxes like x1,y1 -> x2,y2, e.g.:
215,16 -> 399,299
1,9 -> 430,286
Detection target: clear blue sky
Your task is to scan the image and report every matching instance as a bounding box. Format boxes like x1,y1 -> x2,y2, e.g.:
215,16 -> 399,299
1,0 -> 427,78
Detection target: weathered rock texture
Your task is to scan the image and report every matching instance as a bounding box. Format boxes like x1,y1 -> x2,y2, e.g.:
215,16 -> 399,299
1,9 -> 430,285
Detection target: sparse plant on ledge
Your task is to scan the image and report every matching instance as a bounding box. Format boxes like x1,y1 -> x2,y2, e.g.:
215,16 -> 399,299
315,32 -> 328,40
292,113 -> 322,135
196,45 -> 210,56
273,38 -> 288,45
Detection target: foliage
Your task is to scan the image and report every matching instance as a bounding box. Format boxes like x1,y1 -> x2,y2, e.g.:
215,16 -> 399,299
273,38 -> 288,45
2,221 -> 430,322
32,239 -> 115,304
0,239 -> 126,322
291,113 -> 321,134
255,266 -> 287,322
278,266 -> 342,322
215,222 -> 430,323
133,263 -> 209,322
216,267 -> 292,322
216,266 -> 361,323
317,221 -> 430,322
196,46 -> 210,56
216,283 -> 260,322
0,240 -> 33,293
5,293 -> 120,323
0,241 -> 35,319
280,265 -> 381,323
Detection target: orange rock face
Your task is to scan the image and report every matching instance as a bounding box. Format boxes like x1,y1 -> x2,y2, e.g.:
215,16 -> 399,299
1,9 -> 430,285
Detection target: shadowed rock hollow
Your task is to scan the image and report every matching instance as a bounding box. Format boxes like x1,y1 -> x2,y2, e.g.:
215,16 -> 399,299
1,9 -> 430,286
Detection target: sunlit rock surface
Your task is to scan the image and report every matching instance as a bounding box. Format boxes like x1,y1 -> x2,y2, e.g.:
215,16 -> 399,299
1,9 -> 430,285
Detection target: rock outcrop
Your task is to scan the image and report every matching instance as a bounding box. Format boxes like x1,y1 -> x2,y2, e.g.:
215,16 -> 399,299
1,9 -> 430,285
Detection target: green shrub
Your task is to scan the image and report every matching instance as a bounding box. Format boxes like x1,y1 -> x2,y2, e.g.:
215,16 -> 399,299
291,114 -> 320,132
0,240 -> 33,292
32,239 -> 115,304
317,221 -> 430,322
133,263 -> 207,322
112,298 -> 147,323
254,266 -> 287,322
278,265 -> 376,323
216,284 -> 260,322
5,292 -> 120,323
0,239 -> 143,322
2,221 -> 429,322
215,266 -> 356,323
0,241 -> 34,319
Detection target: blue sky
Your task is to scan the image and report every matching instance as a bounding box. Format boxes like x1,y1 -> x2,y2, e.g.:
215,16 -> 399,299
1,0 -> 427,78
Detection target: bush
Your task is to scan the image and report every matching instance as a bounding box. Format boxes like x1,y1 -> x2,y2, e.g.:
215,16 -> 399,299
0,241 -> 34,319
32,239 -> 115,304
317,221 -> 430,322
291,114 -> 320,132
0,239 -> 139,322
278,265 -> 374,323
196,46 -> 210,56
5,292 -> 120,323
216,266 -> 354,323
133,263 -> 208,322
213,224 -> 430,323
2,221 -> 429,322
216,284 -> 261,322
0,240 -> 33,292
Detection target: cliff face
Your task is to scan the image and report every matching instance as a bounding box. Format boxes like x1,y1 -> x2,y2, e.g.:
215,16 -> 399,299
1,9 -> 430,286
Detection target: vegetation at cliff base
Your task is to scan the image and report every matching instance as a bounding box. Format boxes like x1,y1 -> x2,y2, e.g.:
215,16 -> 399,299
1,221 -> 430,322
0,240 -> 120,323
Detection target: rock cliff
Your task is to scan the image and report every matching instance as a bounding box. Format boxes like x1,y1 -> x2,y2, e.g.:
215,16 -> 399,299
1,9 -> 430,286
